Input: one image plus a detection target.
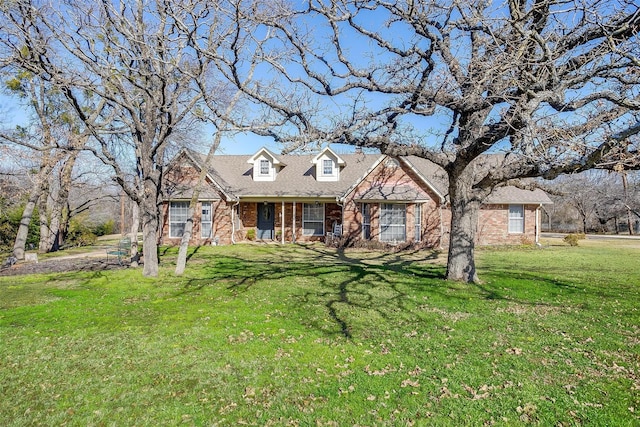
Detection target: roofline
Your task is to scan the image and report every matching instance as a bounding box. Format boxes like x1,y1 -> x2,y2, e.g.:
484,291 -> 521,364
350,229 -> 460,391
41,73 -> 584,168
484,200 -> 554,205
247,146 -> 286,165
178,148 -> 239,202
339,154 -> 446,204
311,145 -> 347,165
337,154 -> 387,203
398,157 -> 446,203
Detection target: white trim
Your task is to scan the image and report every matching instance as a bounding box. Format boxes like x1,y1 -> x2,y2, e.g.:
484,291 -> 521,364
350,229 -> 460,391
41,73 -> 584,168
174,149 -> 237,202
302,202 -> 325,236
379,203 -> 407,243
398,157 -> 446,203
508,204 -> 525,234
338,155 -> 387,203
201,201 -> 213,239
169,201 -> 189,238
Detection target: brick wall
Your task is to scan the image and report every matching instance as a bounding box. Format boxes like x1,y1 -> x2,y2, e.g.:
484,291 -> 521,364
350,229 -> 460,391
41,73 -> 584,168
476,204 -> 539,245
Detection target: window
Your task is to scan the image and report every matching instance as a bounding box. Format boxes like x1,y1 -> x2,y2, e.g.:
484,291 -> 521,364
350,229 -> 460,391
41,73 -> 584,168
260,159 -> 270,175
323,159 -> 333,175
169,201 -> 189,238
361,203 -> 371,240
201,202 -> 212,239
380,203 -> 406,242
414,203 -> 422,242
303,203 -> 324,236
509,204 -> 525,233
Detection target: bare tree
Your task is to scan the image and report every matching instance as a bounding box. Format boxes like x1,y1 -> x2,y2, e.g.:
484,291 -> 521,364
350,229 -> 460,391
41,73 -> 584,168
213,0 -> 640,282
0,0 -> 231,276
1,65 -> 108,257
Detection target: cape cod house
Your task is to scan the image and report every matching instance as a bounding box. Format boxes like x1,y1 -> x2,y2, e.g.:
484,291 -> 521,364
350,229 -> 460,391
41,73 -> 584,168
161,147 -> 551,248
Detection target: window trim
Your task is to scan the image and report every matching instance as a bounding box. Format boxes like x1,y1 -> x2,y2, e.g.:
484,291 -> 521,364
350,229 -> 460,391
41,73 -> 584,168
322,159 -> 334,176
259,159 -> 270,175
302,202 -> 325,236
169,201 -> 189,238
414,203 -> 422,242
508,204 -> 525,234
361,202 -> 371,240
201,201 -> 212,239
380,203 -> 406,243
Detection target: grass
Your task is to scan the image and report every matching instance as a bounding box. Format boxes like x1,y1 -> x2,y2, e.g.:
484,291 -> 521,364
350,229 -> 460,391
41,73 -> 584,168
1,240 -> 638,426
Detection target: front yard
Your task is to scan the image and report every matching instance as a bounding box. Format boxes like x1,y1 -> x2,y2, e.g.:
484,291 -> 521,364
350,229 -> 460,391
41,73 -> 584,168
0,240 -> 638,425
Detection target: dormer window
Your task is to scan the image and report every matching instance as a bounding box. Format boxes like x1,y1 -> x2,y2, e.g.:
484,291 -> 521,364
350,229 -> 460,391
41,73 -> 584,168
247,147 -> 286,182
312,146 -> 346,182
260,159 -> 270,175
323,159 -> 334,176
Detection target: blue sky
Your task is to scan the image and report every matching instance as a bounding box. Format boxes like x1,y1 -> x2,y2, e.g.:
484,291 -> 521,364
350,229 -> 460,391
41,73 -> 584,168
1,93 -> 363,156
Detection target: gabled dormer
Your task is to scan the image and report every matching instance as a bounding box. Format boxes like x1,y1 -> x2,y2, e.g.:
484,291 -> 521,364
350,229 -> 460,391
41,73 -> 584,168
312,146 -> 346,182
247,147 -> 286,181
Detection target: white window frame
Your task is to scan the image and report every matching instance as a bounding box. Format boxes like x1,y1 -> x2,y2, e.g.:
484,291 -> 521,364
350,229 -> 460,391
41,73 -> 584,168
201,201 -> 212,239
509,204 -> 525,234
169,201 -> 189,238
260,159 -> 270,175
303,203 -> 324,236
414,203 -> 422,242
361,203 -> 371,240
322,159 -> 334,176
380,203 -> 406,243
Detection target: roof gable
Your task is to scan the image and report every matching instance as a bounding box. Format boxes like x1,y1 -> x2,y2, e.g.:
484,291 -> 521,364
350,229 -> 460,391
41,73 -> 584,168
247,147 -> 286,166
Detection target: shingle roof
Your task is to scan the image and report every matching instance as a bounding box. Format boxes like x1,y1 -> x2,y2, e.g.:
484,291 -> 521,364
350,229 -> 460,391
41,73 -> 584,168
184,149 -> 552,205
192,151 -> 380,199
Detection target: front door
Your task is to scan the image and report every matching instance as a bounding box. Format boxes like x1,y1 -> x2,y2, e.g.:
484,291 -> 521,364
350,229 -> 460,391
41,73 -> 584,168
257,203 -> 275,239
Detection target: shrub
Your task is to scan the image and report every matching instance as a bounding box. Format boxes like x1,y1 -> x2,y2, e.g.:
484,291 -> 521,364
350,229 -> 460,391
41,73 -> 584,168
93,219 -> 115,236
66,218 -> 97,247
245,229 -> 256,241
563,233 -> 584,246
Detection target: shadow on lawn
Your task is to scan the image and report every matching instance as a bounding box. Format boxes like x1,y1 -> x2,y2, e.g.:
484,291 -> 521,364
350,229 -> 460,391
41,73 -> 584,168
174,244 -> 621,339
179,245 -> 596,339
176,244 -> 569,339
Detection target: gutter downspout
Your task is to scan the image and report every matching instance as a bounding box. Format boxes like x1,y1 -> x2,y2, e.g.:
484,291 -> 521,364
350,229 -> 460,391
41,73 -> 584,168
293,201 -> 296,243
281,200 -> 285,244
231,200 -> 240,244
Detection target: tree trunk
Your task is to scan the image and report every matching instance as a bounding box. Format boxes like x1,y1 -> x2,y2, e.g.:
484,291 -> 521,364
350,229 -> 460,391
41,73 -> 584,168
37,192 -> 51,252
174,206 -> 196,275
175,137 -> 221,276
13,159 -> 57,259
445,175 -> 482,283
12,195 -> 39,260
141,182 -> 160,277
130,200 -> 140,267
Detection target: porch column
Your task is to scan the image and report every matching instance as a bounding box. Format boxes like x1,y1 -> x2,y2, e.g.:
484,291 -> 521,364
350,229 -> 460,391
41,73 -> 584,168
281,201 -> 285,244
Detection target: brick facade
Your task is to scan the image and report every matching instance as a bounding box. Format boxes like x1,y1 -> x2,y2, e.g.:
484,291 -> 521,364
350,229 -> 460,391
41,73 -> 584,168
160,150 -> 546,247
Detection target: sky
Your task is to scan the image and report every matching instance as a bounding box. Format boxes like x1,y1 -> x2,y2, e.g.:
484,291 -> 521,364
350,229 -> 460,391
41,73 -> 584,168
0,93 -> 364,157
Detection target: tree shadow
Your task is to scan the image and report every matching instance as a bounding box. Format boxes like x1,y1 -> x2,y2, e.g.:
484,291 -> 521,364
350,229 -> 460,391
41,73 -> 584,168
170,245 -> 584,339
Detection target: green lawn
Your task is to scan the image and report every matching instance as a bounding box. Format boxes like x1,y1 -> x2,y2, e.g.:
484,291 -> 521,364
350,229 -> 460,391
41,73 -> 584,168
1,241 -> 638,426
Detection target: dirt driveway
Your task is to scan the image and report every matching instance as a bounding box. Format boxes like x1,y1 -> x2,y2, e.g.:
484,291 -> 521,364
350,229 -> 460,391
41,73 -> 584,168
0,249 -> 128,277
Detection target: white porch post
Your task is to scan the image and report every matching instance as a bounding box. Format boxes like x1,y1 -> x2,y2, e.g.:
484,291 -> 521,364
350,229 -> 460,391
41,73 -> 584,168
281,201 -> 285,244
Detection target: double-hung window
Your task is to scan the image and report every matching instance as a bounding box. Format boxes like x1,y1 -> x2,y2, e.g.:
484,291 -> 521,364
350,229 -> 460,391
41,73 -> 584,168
260,159 -> 270,175
169,201 -> 189,238
380,203 -> 406,243
323,159 -> 333,176
201,202 -> 212,238
508,204 -> 525,233
303,203 -> 324,236
361,203 -> 371,240
414,203 -> 422,242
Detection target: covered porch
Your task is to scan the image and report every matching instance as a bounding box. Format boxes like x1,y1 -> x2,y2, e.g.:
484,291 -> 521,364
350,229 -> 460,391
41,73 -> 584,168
235,199 -> 343,243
